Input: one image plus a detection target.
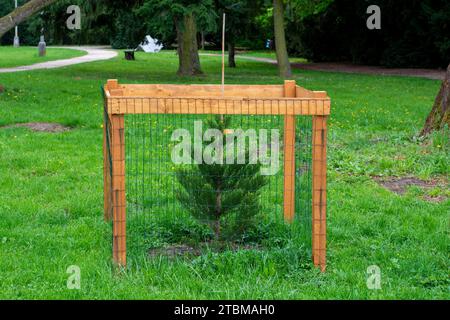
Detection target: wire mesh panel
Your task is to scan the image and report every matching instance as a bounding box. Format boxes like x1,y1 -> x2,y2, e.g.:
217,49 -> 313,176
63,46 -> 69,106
103,80 -> 329,271
123,114 -> 313,258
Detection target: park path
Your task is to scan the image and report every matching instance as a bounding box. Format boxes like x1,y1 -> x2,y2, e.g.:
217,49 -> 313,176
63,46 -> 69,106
0,46 -> 117,73
201,53 -> 445,80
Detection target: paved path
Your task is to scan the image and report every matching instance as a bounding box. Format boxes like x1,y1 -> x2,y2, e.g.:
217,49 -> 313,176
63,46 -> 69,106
201,53 -> 445,80
0,46 -> 117,73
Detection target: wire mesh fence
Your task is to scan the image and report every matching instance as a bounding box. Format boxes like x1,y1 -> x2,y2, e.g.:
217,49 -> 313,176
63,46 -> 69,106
123,113 -> 313,258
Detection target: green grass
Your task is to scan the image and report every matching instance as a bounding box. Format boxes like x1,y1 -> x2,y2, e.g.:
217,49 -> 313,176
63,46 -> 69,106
0,46 -> 86,68
199,49 -> 308,63
0,50 -> 448,299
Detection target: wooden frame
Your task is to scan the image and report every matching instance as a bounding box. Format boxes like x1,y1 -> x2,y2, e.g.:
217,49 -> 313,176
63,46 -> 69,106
103,79 -> 330,271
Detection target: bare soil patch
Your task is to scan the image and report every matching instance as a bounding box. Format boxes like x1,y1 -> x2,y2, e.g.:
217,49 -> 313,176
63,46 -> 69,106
1,122 -> 71,133
149,242 -> 261,259
291,62 -> 446,81
373,176 -> 448,202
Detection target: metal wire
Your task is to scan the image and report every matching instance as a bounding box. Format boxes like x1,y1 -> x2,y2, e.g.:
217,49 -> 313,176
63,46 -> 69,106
119,113 -> 313,258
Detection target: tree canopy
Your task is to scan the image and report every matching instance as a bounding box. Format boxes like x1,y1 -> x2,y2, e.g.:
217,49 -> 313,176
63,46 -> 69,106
1,0 -> 449,68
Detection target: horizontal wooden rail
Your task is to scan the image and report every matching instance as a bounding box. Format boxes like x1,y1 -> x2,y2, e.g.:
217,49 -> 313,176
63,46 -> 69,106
104,80 -> 331,116
104,97 -> 330,116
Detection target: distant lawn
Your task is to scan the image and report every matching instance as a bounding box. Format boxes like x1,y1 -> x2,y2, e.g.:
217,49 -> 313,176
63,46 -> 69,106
0,51 -> 448,299
238,50 -> 308,63
0,46 -> 87,68
199,49 -> 308,63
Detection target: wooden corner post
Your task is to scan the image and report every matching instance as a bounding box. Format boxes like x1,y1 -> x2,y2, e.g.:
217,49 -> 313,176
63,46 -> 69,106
283,80 -> 296,223
108,80 -> 127,267
103,112 -> 112,222
312,115 -> 327,272
103,80 -> 116,222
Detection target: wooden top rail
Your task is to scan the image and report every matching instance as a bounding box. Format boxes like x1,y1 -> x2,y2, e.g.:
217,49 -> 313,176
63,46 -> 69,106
104,79 -> 331,116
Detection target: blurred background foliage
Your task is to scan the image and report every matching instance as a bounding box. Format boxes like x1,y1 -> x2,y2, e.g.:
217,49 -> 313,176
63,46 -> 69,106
1,0 -> 449,68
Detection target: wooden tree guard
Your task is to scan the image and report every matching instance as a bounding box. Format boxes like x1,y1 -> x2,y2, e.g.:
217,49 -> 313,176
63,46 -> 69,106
103,79 -> 330,271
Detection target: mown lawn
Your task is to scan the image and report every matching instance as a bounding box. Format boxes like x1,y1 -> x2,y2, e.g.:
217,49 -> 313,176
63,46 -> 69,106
0,51 -> 448,299
0,46 -> 86,68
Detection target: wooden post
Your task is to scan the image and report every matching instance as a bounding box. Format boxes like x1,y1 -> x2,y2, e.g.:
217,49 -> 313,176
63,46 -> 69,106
312,115 -> 327,272
111,114 -> 126,267
103,80 -> 119,222
283,80 -> 296,222
103,112 -> 112,222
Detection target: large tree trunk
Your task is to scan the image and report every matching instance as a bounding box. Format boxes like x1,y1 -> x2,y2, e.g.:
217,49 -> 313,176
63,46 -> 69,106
228,42 -> 236,68
421,64 -> 450,136
273,0 -> 292,79
176,13 -> 202,76
0,0 -> 58,39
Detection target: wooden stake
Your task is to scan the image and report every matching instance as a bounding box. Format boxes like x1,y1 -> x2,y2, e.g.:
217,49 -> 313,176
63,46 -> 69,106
283,80 -> 296,222
312,115 -> 327,272
111,114 -> 126,267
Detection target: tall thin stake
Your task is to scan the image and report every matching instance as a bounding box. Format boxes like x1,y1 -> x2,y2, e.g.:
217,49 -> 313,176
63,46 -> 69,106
221,13 -> 226,96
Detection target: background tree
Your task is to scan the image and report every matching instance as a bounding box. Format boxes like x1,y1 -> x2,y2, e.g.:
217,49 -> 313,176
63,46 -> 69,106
421,64 -> 450,136
0,0 -> 59,39
214,0 -> 263,68
273,0 -> 292,78
138,0 -> 217,76
294,0 -> 449,68
175,116 -> 267,240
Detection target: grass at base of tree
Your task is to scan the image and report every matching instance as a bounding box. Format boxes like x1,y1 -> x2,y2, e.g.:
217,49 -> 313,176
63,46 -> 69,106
0,51 -> 448,299
0,46 -> 87,68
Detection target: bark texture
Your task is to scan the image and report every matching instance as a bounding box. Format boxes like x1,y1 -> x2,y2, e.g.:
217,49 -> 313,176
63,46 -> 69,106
228,42 -> 236,68
421,64 -> 450,136
176,13 -> 203,76
0,0 -> 58,39
273,0 -> 292,78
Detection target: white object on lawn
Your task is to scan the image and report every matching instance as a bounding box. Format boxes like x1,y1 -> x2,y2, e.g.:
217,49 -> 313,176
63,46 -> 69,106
136,35 -> 163,53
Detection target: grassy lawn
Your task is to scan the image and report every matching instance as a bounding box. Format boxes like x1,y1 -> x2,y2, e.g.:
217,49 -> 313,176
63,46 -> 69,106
0,46 -> 86,68
0,51 -> 448,299
200,49 -> 308,63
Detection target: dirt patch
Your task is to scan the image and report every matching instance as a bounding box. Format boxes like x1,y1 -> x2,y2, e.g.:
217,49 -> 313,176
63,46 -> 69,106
148,242 -> 261,259
0,85 -> 4,93
1,122 -> 71,133
373,176 -> 448,202
291,62 -> 446,81
422,195 -> 447,203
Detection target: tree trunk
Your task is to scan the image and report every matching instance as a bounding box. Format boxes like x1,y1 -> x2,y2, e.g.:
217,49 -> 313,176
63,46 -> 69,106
176,13 -> 203,76
273,0 -> 292,79
0,0 -> 58,39
201,32 -> 205,50
421,64 -> 450,136
228,42 -> 236,68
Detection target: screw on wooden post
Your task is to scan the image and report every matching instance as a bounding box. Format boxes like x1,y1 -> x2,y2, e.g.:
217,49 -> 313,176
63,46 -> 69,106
283,80 -> 296,223
312,115 -> 327,272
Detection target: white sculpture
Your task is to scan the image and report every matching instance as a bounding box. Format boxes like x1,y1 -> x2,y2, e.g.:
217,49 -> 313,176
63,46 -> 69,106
136,35 -> 163,53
